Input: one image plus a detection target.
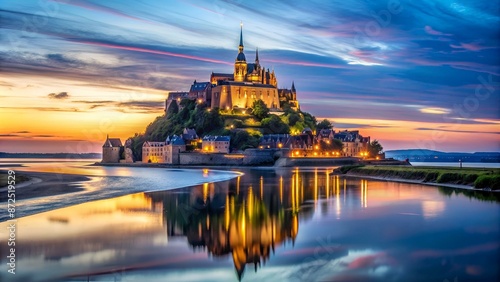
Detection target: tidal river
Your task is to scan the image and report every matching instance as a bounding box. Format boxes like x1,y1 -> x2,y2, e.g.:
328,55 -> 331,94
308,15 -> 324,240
0,161 -> 499,281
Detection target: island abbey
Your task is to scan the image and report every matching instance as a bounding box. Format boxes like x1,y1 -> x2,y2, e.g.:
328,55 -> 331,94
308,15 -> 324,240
166,25 -> 299,111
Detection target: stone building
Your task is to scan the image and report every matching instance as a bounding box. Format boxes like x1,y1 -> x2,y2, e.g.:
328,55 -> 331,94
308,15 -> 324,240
211,26 -> 280,110
334,130 -> 370,157
165,25 -> 298,112
165,91 -> 189,113
188,81 -> 211,105
102,135 -> 123,163
142,135 -> 186,164
202,136 -> 231,153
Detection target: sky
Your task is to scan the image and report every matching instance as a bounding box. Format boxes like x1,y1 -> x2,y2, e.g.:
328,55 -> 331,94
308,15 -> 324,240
0,0 -> 499,153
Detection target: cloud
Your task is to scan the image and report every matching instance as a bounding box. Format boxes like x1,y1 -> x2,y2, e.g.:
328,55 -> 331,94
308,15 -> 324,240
450,42 -> 491,51
0,106 -> 79,112
48,92 -> 70,99
15,131 -> 30,134
415,128 -> 500,135
424,26 -> 451,36
29,134 -> 58,138
71,100 -> 164,113
419,107 -> 451,115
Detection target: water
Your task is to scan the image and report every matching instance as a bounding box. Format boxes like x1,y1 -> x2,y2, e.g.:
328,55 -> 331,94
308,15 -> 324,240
0,159 -> 242,221
0,166 -> 498,282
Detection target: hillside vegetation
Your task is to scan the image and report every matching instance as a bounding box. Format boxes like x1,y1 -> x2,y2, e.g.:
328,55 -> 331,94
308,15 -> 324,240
128,99 -> 317,160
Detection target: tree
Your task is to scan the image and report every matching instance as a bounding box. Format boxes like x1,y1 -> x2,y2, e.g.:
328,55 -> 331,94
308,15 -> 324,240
231,130 -> 260,150
251,99 -> 270,120
316,119 -> 333,130
166,101 -> 179,117
301,111 -> 317,130
368,140 -> 384,157
261,115 -> 290,134
232,119 -> 244,128
288,112 -> 300,126
196,108 -> 223,135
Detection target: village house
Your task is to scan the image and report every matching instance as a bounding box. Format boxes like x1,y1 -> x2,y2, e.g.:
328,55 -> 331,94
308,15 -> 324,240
202,136 -> 231,153
142,135 -> 186,164
259,134 -> 290,149
334,130 -> 370,157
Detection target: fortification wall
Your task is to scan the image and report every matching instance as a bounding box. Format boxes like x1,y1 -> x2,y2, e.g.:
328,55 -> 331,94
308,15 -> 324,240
274,157 -> 359,167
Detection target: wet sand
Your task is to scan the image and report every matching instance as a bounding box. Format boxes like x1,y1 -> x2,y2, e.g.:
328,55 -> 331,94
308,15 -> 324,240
0,170 -> 90,201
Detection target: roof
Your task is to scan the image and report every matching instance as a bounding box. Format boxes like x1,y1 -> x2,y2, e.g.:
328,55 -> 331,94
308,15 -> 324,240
260,134 -> 290,143
333,130 -> 363,142
202,135 -> 230,142
168,135 -> 185,145
183,128 -> 198,139
318,129 -> 333,137
167,91 -> 189,100
236,52 -> 246,61
103,136 -> 122,147
215,136 -> 230,142
247,63 -> 255,73
212,73 -> 233,77
143,141 -> 165,147
217,81 -> 276,89
190,82 -> 210,92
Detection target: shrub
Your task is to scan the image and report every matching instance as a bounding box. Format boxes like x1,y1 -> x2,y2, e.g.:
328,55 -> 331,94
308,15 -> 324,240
474,175 -> 500,190
463,174 -> 479,184
424,172 -> 439,182
233,119 -> 244,128
437,172 -> 461,183
339,165 -> 365,174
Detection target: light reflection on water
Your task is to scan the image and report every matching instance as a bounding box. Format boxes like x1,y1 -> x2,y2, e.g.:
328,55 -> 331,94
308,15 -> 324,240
0,160 -> 242,221
0,167 -> 499,282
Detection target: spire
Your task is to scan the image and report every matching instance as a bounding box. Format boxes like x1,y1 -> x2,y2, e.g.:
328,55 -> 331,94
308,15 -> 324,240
255,47 -> 259,62
239,22 -> 244,49
291,81 -> 296,92
235,22 -> 246,62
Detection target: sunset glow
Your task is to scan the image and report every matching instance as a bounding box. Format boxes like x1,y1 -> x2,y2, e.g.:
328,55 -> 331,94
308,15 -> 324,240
0,0 -> 498,152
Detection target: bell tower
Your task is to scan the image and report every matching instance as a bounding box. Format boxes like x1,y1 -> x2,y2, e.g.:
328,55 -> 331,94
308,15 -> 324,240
234,23 -> 247,82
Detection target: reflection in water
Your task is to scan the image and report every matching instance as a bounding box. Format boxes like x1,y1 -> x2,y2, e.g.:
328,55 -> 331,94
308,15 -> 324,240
155,171 -> 302,280
422,200 -> 446,219
1,167 -> 499,282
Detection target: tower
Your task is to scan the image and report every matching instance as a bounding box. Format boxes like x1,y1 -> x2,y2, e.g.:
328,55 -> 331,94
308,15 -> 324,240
234,23 -> 247,82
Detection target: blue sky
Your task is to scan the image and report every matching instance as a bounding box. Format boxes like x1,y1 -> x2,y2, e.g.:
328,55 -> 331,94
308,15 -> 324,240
0,0 -> 499,152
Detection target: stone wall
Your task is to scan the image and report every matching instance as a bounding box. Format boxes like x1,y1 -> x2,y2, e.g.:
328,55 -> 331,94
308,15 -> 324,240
179,152 -> 244,166
178,149 -> 279,166
102,147 -> 121,163
274,157 -> 359,167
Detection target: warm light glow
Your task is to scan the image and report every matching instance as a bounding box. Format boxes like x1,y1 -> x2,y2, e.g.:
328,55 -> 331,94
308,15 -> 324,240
294,151 -> 299,156
278,143 -> 282,148
314,145 -> 319,150
313,152 -> 318,156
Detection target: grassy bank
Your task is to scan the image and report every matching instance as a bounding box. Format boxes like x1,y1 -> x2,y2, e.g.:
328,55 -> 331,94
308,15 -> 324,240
338,165 -> 500,190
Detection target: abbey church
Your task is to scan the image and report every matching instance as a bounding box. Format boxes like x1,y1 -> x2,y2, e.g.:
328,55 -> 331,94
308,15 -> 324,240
166,25 -> 299,112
